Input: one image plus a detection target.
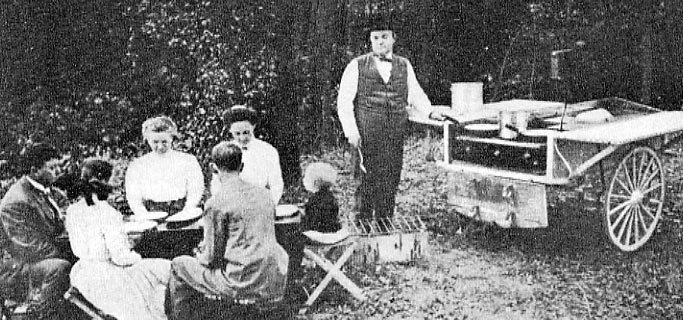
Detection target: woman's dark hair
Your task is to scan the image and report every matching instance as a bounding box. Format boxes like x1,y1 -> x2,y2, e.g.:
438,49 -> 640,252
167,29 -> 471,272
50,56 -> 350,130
79,159 -> 114,206
53,173 -> 82,200
223,105 -> 258,126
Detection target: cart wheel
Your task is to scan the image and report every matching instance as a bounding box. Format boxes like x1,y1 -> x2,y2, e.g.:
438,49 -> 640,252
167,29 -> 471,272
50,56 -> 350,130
604,147 -> 665,251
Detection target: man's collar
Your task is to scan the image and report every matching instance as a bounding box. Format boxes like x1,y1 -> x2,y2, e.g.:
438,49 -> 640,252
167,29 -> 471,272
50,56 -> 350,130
26,176 -> 50,194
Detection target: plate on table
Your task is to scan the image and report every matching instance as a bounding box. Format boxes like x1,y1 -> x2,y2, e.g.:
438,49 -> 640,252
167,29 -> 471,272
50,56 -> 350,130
130,211 -> 168,221
166,208 -> 203,222
124,220 -> 158,233
276,204 -> 301,218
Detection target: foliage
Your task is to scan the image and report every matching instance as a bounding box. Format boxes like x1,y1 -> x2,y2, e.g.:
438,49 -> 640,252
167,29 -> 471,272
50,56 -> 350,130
130,0 -> 281,164
0,0 -> 285,176
3,0 -> 683,180
0,0 -> 138,176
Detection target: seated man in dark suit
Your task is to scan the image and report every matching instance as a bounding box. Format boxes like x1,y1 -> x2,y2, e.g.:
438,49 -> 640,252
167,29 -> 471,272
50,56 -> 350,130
0,143 -> 71,318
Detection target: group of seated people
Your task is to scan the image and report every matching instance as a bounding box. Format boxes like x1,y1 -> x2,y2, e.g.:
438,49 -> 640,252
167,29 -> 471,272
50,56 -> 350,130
0,106 -> 343,320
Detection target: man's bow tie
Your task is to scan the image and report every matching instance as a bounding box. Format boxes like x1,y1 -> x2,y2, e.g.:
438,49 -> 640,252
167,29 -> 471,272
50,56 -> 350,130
375,55 -> 392,62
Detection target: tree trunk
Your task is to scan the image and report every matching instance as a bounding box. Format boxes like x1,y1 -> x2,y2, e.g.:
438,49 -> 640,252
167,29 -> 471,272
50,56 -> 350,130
271,0 -> 307,187
640,1 -> 655,105
310,0 -> 341,147
640,25 -> 653,105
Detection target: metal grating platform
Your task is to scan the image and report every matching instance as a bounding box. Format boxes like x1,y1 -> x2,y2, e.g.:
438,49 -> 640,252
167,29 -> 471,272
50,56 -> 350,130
344,215 -> 427,236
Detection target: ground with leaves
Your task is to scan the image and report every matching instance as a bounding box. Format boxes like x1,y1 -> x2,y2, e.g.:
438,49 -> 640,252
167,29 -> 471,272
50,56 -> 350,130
293,134 -> 683,320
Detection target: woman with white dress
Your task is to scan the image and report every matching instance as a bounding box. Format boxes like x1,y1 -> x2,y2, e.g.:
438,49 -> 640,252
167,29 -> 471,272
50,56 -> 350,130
210,105 -> 284,204
125,115 -> 205,258
125,115 -> 204,219
65,159 -> 171,320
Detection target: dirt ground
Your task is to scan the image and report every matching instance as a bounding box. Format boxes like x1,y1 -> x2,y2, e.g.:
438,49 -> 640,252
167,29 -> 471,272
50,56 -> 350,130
295,135 -> 683,320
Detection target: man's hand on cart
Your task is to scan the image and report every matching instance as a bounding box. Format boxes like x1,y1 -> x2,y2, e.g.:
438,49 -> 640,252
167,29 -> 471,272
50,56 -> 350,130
428,109 -> 446,121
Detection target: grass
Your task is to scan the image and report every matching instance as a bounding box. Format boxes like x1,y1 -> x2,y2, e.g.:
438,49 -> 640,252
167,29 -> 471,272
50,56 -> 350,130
295,134 -> 683,319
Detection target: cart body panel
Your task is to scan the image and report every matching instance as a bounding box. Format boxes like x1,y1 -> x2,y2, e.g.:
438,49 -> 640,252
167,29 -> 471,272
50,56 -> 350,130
446,170 -> 548,228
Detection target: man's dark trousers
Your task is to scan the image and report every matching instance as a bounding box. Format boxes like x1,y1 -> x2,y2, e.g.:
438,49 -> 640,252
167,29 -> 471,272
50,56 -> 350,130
355,107 -> 407,221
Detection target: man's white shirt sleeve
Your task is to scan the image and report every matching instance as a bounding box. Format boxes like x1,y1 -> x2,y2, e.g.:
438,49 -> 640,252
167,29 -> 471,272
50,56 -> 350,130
337,59 -> 360,139
406,60 -> 433,114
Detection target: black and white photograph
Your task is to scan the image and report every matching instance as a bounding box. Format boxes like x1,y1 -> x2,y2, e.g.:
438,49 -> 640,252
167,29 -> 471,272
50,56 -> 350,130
2,1 -> 683,319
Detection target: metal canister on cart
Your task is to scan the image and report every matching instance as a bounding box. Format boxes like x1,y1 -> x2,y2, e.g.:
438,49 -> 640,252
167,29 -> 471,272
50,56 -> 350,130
499,110 -> 529,140
516,111 -> 530,132
499,110 -> 517,139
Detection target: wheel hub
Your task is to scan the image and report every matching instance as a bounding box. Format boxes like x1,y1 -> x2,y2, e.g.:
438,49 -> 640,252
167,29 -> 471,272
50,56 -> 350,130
630,189 -> 644,204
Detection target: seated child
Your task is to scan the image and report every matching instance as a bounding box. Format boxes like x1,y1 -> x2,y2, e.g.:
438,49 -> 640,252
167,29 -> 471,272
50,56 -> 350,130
301,162 -> 341,233
282,162 -> 341,303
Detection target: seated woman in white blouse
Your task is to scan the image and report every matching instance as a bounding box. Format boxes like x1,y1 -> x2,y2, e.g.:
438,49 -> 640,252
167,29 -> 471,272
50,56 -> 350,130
125,116 -> 204,219
125,116 -> 205,259
211,105 -> 284,204
66,159 -> 170,320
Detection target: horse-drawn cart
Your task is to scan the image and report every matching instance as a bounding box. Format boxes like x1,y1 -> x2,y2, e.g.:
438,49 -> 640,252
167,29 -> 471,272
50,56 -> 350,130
412,97 -> 683,251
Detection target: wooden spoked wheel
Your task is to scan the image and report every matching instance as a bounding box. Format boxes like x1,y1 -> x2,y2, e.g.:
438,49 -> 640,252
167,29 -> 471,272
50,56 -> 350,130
604,147 -> 665,251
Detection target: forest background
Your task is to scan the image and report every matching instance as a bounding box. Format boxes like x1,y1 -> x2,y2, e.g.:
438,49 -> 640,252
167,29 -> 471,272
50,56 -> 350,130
1,0 -> 680,186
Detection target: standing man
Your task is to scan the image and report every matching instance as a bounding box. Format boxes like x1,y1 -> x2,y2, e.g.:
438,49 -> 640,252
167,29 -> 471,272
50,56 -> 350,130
337,17 -> 443,221
0,143 -> 71,318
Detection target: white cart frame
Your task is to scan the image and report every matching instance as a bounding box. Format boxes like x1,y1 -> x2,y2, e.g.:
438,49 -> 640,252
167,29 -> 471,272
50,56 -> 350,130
415,98 -> 683,251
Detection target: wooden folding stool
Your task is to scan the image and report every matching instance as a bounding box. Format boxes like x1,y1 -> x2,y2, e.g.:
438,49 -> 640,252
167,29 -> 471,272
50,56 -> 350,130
299,232 -> 366,314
